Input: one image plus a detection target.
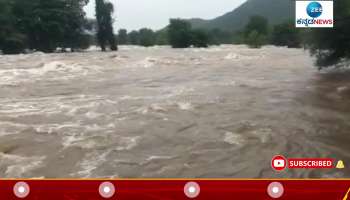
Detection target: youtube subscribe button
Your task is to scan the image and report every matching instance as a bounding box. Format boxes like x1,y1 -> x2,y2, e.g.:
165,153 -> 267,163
272,155 -> 335,171
271,155 -> 287,171
288,158 -> 334,169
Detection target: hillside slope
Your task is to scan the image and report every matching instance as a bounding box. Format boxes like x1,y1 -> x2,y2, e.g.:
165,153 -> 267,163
189,0 -> 294,32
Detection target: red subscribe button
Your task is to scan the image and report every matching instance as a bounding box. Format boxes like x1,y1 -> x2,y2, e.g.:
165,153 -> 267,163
271,155 -> 335,171
288,158 -> 334,169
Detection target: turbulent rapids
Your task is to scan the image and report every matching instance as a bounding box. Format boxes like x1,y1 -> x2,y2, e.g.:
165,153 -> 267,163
0,45 -> 349,178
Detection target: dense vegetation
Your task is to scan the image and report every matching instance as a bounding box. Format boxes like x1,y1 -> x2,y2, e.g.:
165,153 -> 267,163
271,22 -> 301,48
306,0 -> 350,68
117,29 -> 128,45
95,0 -> 117,51
243,16 -> 269,48
0,0 -> 349,69
117,25 -> 224,47
167,19 -> 193,48
0,0 -> 91,54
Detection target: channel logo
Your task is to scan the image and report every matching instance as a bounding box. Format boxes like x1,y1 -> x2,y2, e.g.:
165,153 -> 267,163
296,1 -> 333,28
271,155 -> 287,171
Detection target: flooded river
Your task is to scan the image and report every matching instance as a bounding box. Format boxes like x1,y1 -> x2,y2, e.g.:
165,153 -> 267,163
0,45 -> 349,178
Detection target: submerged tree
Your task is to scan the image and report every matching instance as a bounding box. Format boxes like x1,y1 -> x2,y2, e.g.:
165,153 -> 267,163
155,29 -> 168,45
0,0 -> 26,54
245,30 -> 266,48
244,15 -> 269,36
307,0 -> 350,68
95,0 -> 117,51
271,22 -> 301,48
168,19 -> 193,48
191,29 -> 209,48
138,28 -> 156,47
244,15 -> 269,48
118,29 -> 128,45
62,0 -> 91,51
0,0 -> 90,53
128,30 -> 140,45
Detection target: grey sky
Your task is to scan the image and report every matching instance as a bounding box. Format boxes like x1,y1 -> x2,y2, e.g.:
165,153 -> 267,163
84,0 -> 246,31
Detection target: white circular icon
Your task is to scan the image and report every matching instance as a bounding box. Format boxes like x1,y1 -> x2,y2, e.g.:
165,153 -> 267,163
184,182 -> 200,198
267,182 -> 284,198
99,182 -> 115,198
13,182 -> 30,198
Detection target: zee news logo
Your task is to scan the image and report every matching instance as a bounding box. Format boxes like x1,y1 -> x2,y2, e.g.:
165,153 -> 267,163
295,1 -> 334,28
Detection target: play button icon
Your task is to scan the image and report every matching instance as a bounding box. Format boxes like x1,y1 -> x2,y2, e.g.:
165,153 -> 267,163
271,155 -> 287,171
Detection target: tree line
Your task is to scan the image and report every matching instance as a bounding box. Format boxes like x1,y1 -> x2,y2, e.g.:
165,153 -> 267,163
115,18 -> 301,49
116,24 -> 233,47
0,0 -> 349,69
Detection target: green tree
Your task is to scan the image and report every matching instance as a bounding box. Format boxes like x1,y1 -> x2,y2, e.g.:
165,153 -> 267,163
271,22 -> 301,48
208,28 -> 234,45
244,15 -> 269,36
0,0 -> 26,54
1,0 -> 91,54
8,0 -> 90,52
138,28 -> 155,47
191,29 -> 209,48
62,0 -> 91,51
118,29 -> 128,45
128,30 -> 140,45
307,0 -> 350,68
95,0 -> 117,51
168,19 -> 192,48
244,15 -> 269,48
155,29 -> 168,45
245,30 -> 266,48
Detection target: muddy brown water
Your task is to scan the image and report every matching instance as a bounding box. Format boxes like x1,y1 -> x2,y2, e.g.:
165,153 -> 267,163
0,45 -> 349,178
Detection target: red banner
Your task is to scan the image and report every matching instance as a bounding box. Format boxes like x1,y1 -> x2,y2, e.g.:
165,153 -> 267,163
0,179 -> 349,199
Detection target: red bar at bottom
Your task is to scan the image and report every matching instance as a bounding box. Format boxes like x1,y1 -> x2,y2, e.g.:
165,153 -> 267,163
0,179 -> 349,200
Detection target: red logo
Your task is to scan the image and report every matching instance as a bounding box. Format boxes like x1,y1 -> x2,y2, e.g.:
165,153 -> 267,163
271,155 -> 287,171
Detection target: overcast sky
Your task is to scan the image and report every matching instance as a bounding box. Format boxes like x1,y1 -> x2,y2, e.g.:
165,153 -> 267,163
84,0 -> 246,31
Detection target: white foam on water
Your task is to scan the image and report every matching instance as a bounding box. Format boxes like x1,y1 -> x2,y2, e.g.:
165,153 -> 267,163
34,122 -> 82,135
0,122 -> 28,136
136,107 -> 149,114
119,95 -> 144,100
86,46 -> 100,51
251,128 -> 273,143
141,155 -> 175,165
71,136 -> 142,177
224,53 -> 241,60
115,136 -> 141,151
223,132 -> 245,146
62,135 -> 104,149
224,51 -> 266,61
337,86 -> 349,93
85,111 -> 102,119
185,47 -> 223,53
148,104 -> 168,112
0,60 -> 102,84
163,86 -> 195,99
177,102 -> 193,110
0,153 -> 45,178
72,150 -> 112,178
145,155 -> 174,162
62,134 -> 141,151
138,57 -> 157,68
85,124 -> 105,132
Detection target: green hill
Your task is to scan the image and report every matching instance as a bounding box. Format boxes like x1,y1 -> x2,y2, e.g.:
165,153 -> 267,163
188,0 -> 295,32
